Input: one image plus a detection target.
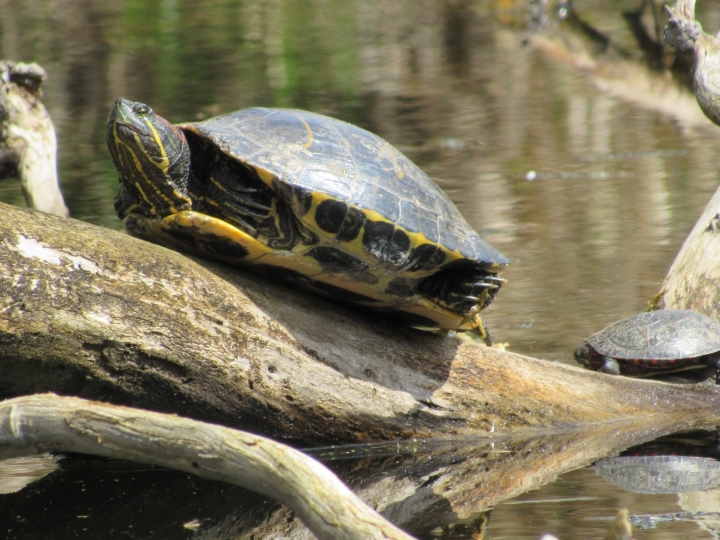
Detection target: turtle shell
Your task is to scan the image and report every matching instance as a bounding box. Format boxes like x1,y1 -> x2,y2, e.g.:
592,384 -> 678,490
584,310 -> 720,362
181,108 -> 508,267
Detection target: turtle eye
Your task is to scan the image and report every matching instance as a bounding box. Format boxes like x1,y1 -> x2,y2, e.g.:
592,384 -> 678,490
134,104 -> 152,118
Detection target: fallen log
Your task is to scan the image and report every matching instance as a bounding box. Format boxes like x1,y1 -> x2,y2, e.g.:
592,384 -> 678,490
2,201 -> 720,445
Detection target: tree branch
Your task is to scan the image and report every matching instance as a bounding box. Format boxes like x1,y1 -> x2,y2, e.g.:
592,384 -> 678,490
0,393 -> 414,540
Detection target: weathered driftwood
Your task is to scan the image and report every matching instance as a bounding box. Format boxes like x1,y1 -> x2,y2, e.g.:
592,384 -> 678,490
3,202 -> 720,447
0,61 -> 68,217
656,181 -> 720,311
664,0 -> 720,126
0,393 -> 413,540
657,0 -> 720,311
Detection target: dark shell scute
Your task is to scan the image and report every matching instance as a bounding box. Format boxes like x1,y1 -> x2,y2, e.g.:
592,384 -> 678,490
315,199 -> 348,235
406,243 -> 446,272
361,220 -> 412,267
336,206 -> 365,242
385,277 -> 416,298
362,220 -> 395,262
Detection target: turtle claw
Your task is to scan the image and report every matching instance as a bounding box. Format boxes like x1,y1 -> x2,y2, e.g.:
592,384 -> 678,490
483,275 -> 508,284
472,281 -> 499,290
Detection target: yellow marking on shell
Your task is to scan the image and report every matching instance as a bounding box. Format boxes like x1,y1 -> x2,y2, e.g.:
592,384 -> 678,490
299,118 -> 314,149
397,169 -> 404,179
301,192 -> 469,276
254,167 -> 276,187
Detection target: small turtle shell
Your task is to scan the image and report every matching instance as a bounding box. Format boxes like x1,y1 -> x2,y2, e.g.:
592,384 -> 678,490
585,309 -> 720,361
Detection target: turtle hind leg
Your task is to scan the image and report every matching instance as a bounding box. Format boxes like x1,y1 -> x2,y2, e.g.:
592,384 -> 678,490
703,354 -> 720,383
466,310 -> 493,345
417,265 -> 505,344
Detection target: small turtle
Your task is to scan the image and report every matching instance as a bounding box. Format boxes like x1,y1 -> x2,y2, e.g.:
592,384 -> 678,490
106,99 -> 509,341
574,309 -> 720,379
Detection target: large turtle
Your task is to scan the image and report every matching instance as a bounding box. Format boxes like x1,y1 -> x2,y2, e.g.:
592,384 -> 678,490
574,309 -> 720,379
106,98 -> 509,341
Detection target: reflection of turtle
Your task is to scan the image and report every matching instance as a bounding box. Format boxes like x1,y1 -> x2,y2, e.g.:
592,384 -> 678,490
574,310 -> 720,379
592,455 -> 720,494
106,99 -> 509,341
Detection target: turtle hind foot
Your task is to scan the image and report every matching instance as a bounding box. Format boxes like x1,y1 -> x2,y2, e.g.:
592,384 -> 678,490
418,266 -> 505,315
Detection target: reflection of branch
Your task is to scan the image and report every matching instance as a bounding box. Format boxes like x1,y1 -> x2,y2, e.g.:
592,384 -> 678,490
0,393 -> 414,540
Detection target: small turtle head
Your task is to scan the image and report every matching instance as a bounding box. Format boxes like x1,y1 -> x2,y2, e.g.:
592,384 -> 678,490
107,98 -> 192,219
573,343 -> 593,367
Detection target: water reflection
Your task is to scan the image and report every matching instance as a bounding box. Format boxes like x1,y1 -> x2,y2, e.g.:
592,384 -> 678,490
3,0 -> 720,537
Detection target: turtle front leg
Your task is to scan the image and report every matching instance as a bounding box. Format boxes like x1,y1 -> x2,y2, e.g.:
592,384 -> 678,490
598,357 -> 621,375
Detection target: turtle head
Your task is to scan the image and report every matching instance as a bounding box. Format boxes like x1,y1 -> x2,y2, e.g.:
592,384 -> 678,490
573,343 -> 592,367
107,98 -> 192,219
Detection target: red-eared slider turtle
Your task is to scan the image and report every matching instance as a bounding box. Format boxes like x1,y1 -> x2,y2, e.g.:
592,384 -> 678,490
574,309 -> 720,379
106,98 -> 509,341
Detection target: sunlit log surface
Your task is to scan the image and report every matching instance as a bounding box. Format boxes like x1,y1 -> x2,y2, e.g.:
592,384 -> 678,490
2,203 -> 720,446
657,183 -> 720,312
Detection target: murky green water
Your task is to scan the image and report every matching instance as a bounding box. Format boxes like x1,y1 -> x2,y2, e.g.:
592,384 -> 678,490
3,0 -> 720,538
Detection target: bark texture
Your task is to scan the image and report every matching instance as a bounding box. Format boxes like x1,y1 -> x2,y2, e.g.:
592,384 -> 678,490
2,203 -> 720,446
658,1 -> 720,313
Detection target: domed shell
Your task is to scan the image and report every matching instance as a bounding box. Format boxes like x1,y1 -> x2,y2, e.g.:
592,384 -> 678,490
585,310 -> 720,361
182,107 -> 509,267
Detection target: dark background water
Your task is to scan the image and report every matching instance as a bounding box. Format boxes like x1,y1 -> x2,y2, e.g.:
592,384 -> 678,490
3,0 -> 720,538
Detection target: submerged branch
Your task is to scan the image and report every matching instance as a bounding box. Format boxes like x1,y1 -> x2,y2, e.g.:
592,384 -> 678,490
0,393 -> 414,540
